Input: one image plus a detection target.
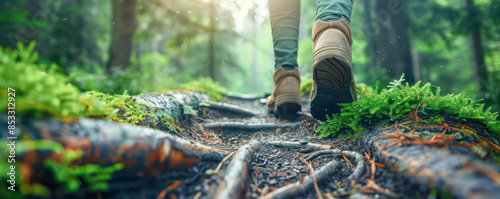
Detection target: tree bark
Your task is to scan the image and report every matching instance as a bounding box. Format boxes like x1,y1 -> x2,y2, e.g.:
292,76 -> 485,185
375,0 -> 415,84
107,0 -> 138,72
363,123 -> 500,198
412,45 -> 422,82
465,0 -> 488,94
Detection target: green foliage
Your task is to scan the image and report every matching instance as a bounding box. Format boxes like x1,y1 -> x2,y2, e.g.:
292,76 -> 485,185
179,77 -> 227,101
80,91 -> 155,125
355,83 -> 375,97
70,52 -> 175,95
300,79 -> 313,96
301,80 -> 375,97
0,140 -> 123,197
317,75 -> 500,139
0,42 -> 158,126
0,42 -> 86,118
44,147 -> 124,193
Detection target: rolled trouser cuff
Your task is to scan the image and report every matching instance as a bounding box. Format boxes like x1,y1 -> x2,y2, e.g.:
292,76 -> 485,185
315,0 -> 353,22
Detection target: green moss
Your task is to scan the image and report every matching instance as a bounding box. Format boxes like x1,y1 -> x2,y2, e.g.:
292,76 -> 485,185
317,74 -> 500,139
80,91 -> 155,124
179,77 -> 227,101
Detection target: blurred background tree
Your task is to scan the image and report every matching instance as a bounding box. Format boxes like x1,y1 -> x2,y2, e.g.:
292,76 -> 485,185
0,0 -> 498,111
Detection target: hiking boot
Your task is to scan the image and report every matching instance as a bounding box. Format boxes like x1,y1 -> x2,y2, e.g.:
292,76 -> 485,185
309,18 -> 357,121
266,67 -> 301,119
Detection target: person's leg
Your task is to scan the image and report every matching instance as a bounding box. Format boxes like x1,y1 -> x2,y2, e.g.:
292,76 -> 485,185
316,0 -> 352,22
269,0 -> 300,70
309,0 -> 357,121
266,0 -> 302,118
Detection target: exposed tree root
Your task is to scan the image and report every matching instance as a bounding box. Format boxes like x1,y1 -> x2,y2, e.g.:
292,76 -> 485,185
200,100 -> 257,116
364,126 -> 500,198
214,140 -> 263,199
264,140 -> 336,153
134,92 -> 209,121
224,92 -> 262,100
14,118 -> 226,187
261,161 -> 341,199
202,122 -> 302,130
304,150 -> 365,180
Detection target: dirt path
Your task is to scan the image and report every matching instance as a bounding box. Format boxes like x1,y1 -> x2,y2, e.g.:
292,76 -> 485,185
156,96 -> 426,199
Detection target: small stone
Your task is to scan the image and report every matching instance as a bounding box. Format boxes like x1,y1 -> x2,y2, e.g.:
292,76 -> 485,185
337,188 -> 345,192
251,193 -> 258,198
205,169 -> 217,176
194,186 -> 202,191
268,179 -> 278,185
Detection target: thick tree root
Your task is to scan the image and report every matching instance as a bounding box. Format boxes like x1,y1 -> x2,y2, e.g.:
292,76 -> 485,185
200,100 -> 257,116
364,126 -> 500,198
134,92 -> 209,121
214,140 -> 263,199
202,122 -> 302,130
304,150 -> 365,180
261,161 -> 342,199
4,118 -> 226,190
224,92 -> 262,100
264,140 -> 336,153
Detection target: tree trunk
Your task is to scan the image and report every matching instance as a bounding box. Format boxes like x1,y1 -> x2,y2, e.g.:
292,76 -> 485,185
375,0 -> 415,84
412,45 -> 422,82
107,0 -> 138,72
26,0 -> 42,48
362,0 -> 378,69
208,0 -> 216,81
465,0 -> 488,94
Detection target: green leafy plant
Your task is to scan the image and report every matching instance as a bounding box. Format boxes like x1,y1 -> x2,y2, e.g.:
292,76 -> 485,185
0,42 -> 86,118
317,75 -> 500,139
0,140 -> 123,197
179,77 -> 227,101
44,149 -> 124,193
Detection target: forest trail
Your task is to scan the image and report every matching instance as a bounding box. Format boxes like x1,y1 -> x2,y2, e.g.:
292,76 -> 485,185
178,94 -> 421,199
9,92 -> 500,199
161,94 -> 500,199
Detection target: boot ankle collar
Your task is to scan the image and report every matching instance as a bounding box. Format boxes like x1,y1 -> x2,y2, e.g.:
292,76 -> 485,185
312,18 -> 352,45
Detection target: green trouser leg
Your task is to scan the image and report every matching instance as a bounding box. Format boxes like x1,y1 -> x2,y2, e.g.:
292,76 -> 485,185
316,0 -> 353,22
269,0 -> 353,71
269,0 -> 300,70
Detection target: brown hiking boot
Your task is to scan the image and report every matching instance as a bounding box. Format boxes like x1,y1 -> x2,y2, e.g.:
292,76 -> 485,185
309,19 -> 357,121
266,67 -> 301,119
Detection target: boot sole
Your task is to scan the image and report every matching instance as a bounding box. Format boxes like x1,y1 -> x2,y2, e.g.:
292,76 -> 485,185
310,56 -> 354,121
275,92 -> 301,119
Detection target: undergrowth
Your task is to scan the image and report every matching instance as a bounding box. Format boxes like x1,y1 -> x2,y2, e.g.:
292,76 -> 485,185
0,42 -> 86,118
179,77 -> 227,101
300,80 -> 374,97
0,140 -> 123,198
317,74 -> 500,139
